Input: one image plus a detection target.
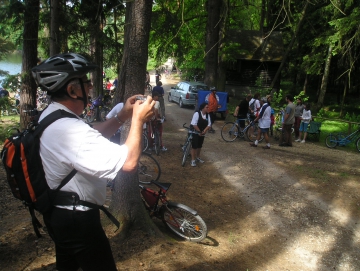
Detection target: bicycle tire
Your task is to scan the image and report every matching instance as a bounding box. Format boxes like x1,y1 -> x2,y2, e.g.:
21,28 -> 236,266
181,140 -> 191,167
220,122 -> 239,142
356,137 -> 360,152
138,152 -> 161,183
154,130 -> 160,156
147,84 -> 152,94
246,122 -> 264,142
142,132 -> 149,152
325,134 -> 338,148
161,205 -> 207,243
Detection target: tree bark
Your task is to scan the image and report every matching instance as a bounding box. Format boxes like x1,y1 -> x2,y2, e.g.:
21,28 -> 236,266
217,0 -> 228,92
204,0 -> 222,87
270,1 -> 308,93
20,0 -> 40,130
316,44 -> 333,111
111,0 -> 157,237
50,0 -> 60,56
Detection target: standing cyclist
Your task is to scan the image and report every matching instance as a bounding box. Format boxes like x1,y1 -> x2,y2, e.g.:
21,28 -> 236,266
31,53 -> 155,271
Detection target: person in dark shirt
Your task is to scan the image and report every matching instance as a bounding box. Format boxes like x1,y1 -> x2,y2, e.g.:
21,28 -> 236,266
155,70 -> 161,84
234,95 -> 251,128
0,87 -> 9,98
152,81 -> 165,119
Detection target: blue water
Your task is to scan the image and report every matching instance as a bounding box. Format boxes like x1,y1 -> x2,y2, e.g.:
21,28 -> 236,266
0,53 -> 22,83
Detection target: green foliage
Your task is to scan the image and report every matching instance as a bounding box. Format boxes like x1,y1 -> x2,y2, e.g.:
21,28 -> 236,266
1,74 -> 21,92
0,118 -> 20,145
294,91 -> 309,103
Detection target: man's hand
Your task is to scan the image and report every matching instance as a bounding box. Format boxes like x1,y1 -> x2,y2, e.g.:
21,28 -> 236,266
132,95 -> 155,123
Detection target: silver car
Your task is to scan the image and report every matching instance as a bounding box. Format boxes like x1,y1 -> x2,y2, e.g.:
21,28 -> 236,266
168,81 -> 209,108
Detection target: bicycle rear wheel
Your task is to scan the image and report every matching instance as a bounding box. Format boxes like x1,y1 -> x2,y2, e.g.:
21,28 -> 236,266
356,137 -> 360,152
221,122 -> 239,142
246,122 -> 264,142
142,132 -> 149,152
138,152 -> 161,183
161,205 -> 207,242
325,134 -> 338,148
181,140 -> 191,167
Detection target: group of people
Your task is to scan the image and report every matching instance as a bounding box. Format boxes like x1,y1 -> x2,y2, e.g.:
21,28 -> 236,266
232,93 -> 312,149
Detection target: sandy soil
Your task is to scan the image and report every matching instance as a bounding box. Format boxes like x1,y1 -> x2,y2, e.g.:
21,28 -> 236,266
0,75 -> 359,271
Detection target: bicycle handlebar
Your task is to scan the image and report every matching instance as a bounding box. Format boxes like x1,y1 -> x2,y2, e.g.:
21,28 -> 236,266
182,123 -> 201,134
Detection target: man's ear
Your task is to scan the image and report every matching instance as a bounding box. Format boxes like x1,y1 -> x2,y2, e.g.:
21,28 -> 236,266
66,84 -> 78,98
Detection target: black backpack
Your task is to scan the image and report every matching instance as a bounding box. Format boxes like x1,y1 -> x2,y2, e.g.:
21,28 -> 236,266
1,109 -> 119,237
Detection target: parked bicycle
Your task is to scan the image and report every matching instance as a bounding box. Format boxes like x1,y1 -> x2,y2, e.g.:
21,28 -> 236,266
220,115 -> 264,143
146,83 -> 152,94
85,94 -> 112,123
108,151 -> 160,189
139,179 -> 207,242
325,125 -> 360,152
181,123 -> 200,166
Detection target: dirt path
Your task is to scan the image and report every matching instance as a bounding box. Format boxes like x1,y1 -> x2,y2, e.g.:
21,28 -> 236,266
0,75 -> 359,270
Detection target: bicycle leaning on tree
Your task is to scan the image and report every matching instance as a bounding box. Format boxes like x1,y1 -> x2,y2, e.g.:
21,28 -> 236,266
325,125 -> 360,152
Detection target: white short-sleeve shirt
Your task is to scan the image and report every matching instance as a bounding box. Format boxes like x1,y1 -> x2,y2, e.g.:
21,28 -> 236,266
39,102 -> 128,210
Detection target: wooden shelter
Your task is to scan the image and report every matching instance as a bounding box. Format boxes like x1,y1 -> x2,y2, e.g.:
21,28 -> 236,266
224,30 -> 284,90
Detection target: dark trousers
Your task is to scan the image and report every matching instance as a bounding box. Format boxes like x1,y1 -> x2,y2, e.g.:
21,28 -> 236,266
209,112 -> 216,127
282,124 -> 293,146
43,208 -> 117,271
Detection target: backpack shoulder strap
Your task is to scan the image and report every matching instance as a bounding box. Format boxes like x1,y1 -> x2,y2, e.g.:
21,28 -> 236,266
33,110 -> 78,137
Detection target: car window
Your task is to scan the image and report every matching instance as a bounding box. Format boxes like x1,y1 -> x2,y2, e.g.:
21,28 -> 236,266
190,84 -> 209,93
182,84 -> 189,92
176,83 -> 182,90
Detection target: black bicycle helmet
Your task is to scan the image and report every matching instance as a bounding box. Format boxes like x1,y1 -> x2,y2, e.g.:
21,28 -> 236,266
31,53 -> 98,93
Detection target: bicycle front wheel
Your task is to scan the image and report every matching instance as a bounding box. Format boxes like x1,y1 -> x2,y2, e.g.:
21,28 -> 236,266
325,134 -> 338,148
181,140 -> 191,167
154,130 -> 160,156
161,205 -> 207,243
356,137 -> 360,152
138,152 -> 161,183
246,123 -> 264,142
221,122 -> 239,142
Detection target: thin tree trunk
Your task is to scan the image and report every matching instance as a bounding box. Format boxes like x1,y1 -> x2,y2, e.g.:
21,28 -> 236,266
217,0 -> 228,92
316,44 -> 333,111
20,0 -> 40,130
50,0 -> 60,56
111,0 -> 157,237
340,73 -> 348,117
302,73 -> 308,94
204,0 -> 222,87
270,1 -> 308,92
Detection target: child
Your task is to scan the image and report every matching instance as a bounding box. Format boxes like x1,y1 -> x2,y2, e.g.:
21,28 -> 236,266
296,103 -> 312,143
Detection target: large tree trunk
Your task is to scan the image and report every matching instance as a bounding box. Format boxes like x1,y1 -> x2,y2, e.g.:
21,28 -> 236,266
111,0 -> 157,237
20,0 -> 39,130
204,0 -> 222,87
269,1 -> 308,93
316,44 -> 333,111
50,0 -> 60,56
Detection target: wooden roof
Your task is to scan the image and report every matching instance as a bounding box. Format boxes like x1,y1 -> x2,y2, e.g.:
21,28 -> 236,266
226,30 -> 284,62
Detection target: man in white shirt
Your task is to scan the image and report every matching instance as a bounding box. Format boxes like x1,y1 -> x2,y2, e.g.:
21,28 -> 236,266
32,53 -> 155,271
249,97 -> 272,149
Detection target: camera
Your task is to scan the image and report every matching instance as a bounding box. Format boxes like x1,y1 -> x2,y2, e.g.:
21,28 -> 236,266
136,95 -> 147,101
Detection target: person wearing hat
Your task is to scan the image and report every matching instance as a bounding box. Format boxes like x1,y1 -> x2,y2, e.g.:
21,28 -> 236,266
249,97 -> 272,149
32,52 -> 155,271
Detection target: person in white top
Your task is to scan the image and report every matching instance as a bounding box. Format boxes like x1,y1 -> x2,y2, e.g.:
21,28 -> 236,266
296,103 -> 312,143
249,97 -> 272,149
190,102 -> 211,166
31,53 -> 155,271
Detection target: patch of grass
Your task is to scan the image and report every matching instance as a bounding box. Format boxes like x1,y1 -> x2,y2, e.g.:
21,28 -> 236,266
0,118 -> 20,144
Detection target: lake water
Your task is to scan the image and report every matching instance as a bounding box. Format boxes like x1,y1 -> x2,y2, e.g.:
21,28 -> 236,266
0,53 -> 22,83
